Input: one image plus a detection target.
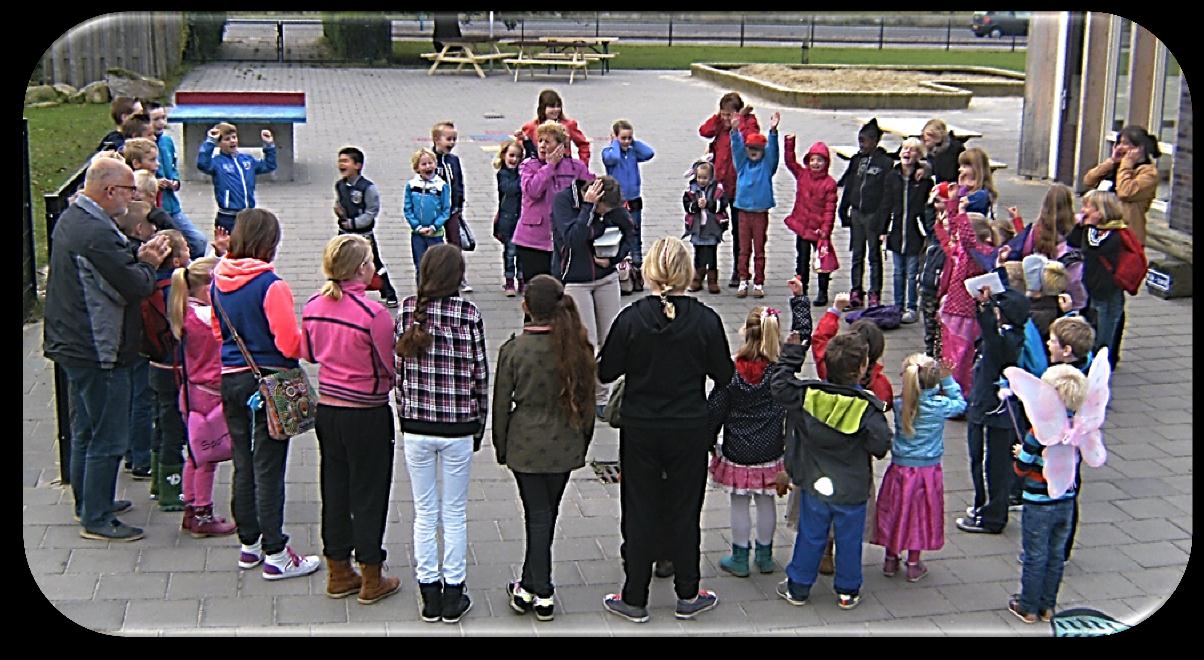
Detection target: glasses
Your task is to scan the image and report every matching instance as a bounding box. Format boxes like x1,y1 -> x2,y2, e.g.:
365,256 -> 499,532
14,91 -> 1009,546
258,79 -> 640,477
108,184 -> 138,193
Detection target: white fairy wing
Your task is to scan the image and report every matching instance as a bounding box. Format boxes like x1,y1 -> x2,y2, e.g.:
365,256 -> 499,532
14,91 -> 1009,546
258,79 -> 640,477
1042,443 -> 1079,499
1003,367 -> 1069,446
1070,348 -> 1112,467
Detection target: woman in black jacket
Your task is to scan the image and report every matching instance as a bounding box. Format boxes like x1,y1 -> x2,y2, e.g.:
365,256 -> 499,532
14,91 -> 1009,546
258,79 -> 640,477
597,236 -> 734,624
921,119 -> 965,184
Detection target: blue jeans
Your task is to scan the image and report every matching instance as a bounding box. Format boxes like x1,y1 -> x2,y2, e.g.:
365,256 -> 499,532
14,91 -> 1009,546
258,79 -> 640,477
1089,288 -> 1125,359
64,363 -> 133,529
404,432 -> 473,585
785,490 -> 868,597
411,233 -> 445,284
503,239 -> 520,281
1019,499 -> 1074,614
124,358 -> 152,470
891,251 -> 920,312
627,206 -> 643,266
170,210 -> 207,261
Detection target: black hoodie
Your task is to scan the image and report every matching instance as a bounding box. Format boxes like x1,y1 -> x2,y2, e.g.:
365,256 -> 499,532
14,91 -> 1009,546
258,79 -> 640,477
598,296 -> 733,429
967,267 -> 1032,427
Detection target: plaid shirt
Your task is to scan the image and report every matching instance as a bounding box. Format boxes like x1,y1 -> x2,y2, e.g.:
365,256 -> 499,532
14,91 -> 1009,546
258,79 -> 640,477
394,295 -> 489,425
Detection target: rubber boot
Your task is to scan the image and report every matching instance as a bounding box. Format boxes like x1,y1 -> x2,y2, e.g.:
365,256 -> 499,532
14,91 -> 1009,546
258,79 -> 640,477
181,503 -> 195,532
688,272 -> 703,292
719,543 -> 750,577
358,563 -> 401,604
706,268 -> 721,294
754,542 -> 775,574
819,537 -> 835,575
813,274 -> 830,307
325,558 -> 362,599
190,505 -> 236,538
148,451 -> 160,500
157,462 -> 185,512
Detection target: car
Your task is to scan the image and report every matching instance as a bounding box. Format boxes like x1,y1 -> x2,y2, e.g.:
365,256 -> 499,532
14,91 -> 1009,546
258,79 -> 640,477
971,11 -> 1031,38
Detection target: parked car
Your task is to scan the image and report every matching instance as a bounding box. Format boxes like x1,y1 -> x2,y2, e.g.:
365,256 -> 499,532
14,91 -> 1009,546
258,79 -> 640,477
971,11 -> 1031,38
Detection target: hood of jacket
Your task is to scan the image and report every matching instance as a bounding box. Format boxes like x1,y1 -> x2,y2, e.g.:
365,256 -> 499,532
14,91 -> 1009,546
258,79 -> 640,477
801,380 -> 885,436
214,257 -> 275,293
993,287 -> 1032,329
735,356 -> 769,385
804,141 -> 832,179
632,294 -> 704,338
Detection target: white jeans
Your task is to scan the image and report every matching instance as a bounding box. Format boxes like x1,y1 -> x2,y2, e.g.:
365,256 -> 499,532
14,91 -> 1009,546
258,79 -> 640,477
403,432 -> 473,585
564,271 -> 622,405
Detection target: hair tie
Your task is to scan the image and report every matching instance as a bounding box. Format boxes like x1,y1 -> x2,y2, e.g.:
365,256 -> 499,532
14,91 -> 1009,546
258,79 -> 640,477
761,307 -> 780,321
182,269 -> 190,287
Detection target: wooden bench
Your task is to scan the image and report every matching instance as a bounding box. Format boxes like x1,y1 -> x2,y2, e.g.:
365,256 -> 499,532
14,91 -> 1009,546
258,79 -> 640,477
421,38 -> 515,78
170,91 -> 306,182
505,56 -> 590,84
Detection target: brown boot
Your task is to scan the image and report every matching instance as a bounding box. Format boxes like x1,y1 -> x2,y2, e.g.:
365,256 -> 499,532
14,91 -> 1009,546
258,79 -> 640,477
819,537 -> 835,575
325,558 -> 362,599
688,272 -> 703,292
357,562 -> 401,604
706,269 -> 721,294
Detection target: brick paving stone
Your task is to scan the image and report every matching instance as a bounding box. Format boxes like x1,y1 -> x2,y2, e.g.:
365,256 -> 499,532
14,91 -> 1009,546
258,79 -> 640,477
1117,541 -> 1190,568
25,548 -> 70,574
274,594 -> 349,625
936,581 -> 1015,613
96,573 -> 168,600
469,539 -> 525,565
138,547 -> 209,572
742,597 -> 824,630
875,585 -> 960,618
34,573 -> 99,601
531,612 -> 614,636
200,595 -> 274,628
1113,497 -> 1188,519
52,600 -> 128,633
166,572 -> 240,600
309,623 -> 390,635
124,600 -> 201,631
1063,572 -> 1145,601
1115,518 -> 1191,543
65,549 -> 140,574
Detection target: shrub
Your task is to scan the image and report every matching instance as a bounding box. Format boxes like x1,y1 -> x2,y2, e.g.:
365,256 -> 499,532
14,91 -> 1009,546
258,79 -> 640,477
184,12 -> 227,61
323,13 -> 392,61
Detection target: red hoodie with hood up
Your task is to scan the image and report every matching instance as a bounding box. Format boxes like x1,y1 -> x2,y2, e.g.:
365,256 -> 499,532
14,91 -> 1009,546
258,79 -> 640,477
783,137 -> 838,243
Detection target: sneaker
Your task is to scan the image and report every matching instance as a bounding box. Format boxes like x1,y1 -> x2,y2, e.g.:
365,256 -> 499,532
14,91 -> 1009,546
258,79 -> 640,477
419,581 -> 443,623
776,579 -> 809,606
905,562 -> 929,583
956,516 -> 1002,534
901,310 -> 918,324
837,593 -> 862,610
1040,609 -> 1054,623
728,274 -> 740,288
1008,598 -> 1039,624
385,297 -> 399,309
73,500 -> 133,523
1008,498 -> 1024,512
867,291 -> 881,307
441,583 -> 472,623
503,278 -> 516,297
238,540 -> 264,569
675,589 -> 718,620
533,595 -> 555,622
262,546 -> 320,580
79,519 -> 144,542
751,284 -> 765,298
507,580 -> 534,615
603,594 -> 650,623
736,281 -> 749,298
965,506 -> 980,518
130,467 -> 152,480
883,555 -> 900,577
848,290 -> 864,309
460,279 -> 473,293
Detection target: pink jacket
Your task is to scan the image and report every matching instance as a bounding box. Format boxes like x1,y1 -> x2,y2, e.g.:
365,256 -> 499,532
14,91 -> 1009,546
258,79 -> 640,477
180,299 -> 222,416
301,280 -> 396,406
934,204 -> 991,318
783,137 -> 838,242
512,156 -> 594,252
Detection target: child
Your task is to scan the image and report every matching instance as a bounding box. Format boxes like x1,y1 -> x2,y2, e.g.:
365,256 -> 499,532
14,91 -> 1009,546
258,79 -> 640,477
875,354 -> 965,582
1067,191 -> 1131,368
771,332 -> 891,610
957,147 -> 998,217
167,255 -> 236,537
431,121 -> 471,291
699,92 -> 760,288
730,111 -> 781,299
493,138 -> 525,296
334,146 -> 398,308
147,101 -> 207,261
919,183 -> 950,359
121,115 -> 154,143
196,122 -> 277,234
404,148 -> 452,283
837,118 -> 894,309
113,200 -> 156,484
1022,256 -> 1072,349
708,307 -> 787,578
1045,315 -> 1096,562
493,274 -> 596,622
98,96 -> 142,152
933,194 -> 996,395
602,119 -> 655,267
681,161 -> 728,294
883,138 -> 935,323
517,89 -> 592,164
782,135 -> 837,307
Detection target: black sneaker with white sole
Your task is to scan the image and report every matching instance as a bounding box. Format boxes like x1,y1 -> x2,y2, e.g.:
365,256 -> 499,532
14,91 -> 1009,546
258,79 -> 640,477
506,580 -> 534,615
603,594 -> 649,623
441,583 -> 472,623
418,581 -> 443,623
533,595 -> 555,622
675,589 -> 718,619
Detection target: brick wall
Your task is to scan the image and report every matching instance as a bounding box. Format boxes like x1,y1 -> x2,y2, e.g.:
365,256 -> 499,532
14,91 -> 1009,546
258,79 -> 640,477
1170,75 -> 1192,235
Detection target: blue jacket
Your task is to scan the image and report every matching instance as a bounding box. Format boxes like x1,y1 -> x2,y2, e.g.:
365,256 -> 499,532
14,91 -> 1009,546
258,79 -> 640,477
730,127 -> 779,211
890,375 -> 966,467
196,139 -> 277,212
404,174 -> 452,234
601,138 -> 654,201
156,132 -> 182,214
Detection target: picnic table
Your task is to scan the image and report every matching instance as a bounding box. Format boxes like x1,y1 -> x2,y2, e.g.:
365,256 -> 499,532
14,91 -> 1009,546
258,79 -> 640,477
538,36 -> 619,74
420,37 -> 516,78
865,117 -> 983,141
170,91 -> 306,182
502,36 -> 619,84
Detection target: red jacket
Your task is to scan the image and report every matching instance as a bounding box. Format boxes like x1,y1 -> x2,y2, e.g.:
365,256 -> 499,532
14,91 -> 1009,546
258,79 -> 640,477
699,112 -> 760,199
521,117 -> 591,165
810,310 -> 894,410
783,137 -> 838,242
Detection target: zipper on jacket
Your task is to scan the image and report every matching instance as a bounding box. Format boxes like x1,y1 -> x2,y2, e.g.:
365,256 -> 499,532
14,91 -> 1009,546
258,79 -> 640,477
239,156 -> 249,208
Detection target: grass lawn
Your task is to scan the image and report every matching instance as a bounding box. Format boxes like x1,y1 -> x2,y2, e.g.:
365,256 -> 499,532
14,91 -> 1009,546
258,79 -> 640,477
393,40 -> 1026,72
25,103 -> 111,270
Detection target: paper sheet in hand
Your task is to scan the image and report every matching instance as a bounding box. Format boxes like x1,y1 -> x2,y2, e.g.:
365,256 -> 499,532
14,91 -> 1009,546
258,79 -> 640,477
964,271 -> 1005,297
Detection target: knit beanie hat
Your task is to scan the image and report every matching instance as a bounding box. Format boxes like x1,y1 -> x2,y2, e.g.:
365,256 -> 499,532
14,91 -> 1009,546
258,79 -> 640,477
859,118 -> 883,140
1022,254 -> 1048,294
745,133 -> 768,149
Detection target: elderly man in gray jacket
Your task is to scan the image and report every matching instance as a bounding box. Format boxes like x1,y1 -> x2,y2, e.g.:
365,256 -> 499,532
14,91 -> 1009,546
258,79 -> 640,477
43,157 -> 172,542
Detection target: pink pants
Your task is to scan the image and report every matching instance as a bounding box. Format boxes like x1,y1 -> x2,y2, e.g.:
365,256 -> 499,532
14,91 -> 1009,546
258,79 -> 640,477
939,309 -> 979,395
180,385 -> 221,508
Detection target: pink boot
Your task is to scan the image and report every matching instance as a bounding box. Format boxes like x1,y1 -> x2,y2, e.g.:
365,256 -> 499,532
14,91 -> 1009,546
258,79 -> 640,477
181,504 -> 196,532
190,505 -> 236,538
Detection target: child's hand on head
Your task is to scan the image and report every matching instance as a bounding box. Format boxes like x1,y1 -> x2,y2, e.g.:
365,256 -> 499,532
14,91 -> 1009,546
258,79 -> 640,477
582,179 -> 604,205
207,126 -> 221,140
833,292 -> 850,311
787,276 -> 803,297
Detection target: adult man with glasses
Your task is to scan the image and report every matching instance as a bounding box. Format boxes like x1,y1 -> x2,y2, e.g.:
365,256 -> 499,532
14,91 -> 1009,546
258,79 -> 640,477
43,157 -> 173,541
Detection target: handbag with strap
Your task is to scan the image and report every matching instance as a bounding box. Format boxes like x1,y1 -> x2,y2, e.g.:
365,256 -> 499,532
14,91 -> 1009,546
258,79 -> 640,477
602,377 -> 624,429
213,292 -> 317,441
459,216 -> 477,252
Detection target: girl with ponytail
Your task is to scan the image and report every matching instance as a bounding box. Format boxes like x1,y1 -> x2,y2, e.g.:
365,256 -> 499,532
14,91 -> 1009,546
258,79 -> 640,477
492,275 -> 595,621
167,256 -> 236,538
707,306 -> 788,578
874,353 -> 965,583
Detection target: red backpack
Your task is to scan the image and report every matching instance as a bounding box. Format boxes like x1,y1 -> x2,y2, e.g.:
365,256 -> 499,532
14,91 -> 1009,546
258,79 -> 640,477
140,280 -> 179,363
1099,227 -> 1147,295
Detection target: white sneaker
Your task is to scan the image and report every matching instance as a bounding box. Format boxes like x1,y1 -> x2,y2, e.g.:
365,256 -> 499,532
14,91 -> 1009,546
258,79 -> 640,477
238,539 -> 264,569
901,310 -> 918,324
736,281 -> 749,298
460,279 -> 473,293
262,546 -> 320,580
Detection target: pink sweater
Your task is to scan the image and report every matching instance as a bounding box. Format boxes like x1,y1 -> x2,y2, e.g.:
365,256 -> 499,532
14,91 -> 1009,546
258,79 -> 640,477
301,280 -> 396,406
180,299 -> 222,415
512,156 -> 594,252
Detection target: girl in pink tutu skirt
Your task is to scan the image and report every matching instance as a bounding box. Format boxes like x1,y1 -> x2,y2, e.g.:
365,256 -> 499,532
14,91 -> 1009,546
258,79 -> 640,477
874,353 -> 965,582
707,307 -> 788,577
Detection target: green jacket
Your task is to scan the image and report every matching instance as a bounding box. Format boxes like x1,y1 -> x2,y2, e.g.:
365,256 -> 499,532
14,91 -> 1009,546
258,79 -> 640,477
492,330 -> 593,473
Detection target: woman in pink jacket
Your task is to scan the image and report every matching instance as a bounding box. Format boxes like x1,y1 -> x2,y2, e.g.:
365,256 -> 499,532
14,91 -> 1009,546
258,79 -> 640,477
168,255 -> 236,538
301,234 -> 401,606
512,121 -> 594,283
782,136 -> 838,306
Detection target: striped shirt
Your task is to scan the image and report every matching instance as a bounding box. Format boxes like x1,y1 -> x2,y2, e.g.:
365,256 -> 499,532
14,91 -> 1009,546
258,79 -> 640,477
1013,428 -> 1079,504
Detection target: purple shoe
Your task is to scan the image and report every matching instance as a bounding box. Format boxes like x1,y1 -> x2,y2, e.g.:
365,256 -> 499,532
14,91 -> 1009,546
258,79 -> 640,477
238,539 -> 264,569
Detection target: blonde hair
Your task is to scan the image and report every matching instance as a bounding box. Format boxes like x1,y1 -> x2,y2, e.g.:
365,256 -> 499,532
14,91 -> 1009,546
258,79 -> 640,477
319,234 -> 372,301
116,201 -> 153,239
959,147 -> 998,201
901,137 -> 927,158
169,256 -> 219,340
990,215 -> 1017,247
535,120 -> 568,146
122,137 -> 158,167
1082,190 -> 1126,223
134,169 -> 158,198
156,229 -> 189,263
1003,262 -> 1025,290
431,121 -> 456,141
492,138 -> 522,170
900,353 -> 941,437
1042,364 -> 1088,412
922,118 -> 948,142
1041,261 -> 1069,296
643,237 -> 694,320
411,148 -> 437,172
968,213 -> 992,244
736,307 -> 782,364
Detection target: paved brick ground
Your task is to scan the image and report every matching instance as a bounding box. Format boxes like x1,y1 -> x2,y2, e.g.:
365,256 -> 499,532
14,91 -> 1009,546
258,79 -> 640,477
23,64 -> 1190,636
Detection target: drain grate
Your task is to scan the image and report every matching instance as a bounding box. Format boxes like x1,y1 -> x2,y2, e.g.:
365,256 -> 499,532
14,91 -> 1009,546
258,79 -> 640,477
591,460 -> 621,484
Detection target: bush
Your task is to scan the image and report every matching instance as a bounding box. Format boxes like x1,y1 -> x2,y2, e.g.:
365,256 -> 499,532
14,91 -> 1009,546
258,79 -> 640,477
184,12 -> 227,61
323,13 -> 392,61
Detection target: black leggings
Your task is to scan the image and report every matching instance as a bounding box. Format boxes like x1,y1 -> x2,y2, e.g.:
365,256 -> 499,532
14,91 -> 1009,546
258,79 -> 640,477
515,246 -> 552,281
513,471 -> 571,598
693,245 -> 718,272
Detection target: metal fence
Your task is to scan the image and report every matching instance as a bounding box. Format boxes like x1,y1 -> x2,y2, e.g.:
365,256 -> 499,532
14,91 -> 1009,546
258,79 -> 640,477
36,13 -> 186,87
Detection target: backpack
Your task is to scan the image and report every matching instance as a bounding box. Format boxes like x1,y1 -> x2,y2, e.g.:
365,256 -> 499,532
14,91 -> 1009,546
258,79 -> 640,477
1098,227 -> 1147,295
845,304 -> 902,330
140,280 -> 179,363
1016,318 -> 1049,377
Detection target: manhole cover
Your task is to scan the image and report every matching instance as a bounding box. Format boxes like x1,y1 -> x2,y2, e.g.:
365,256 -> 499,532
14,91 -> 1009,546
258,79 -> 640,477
591,460 -> 621,484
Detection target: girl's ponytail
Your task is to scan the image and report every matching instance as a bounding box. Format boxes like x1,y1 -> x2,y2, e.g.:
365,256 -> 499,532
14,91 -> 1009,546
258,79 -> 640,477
169,267 -> 189,340
551,293 -> 596,430
759,308 -> 782,363
900,353 -> 942,437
